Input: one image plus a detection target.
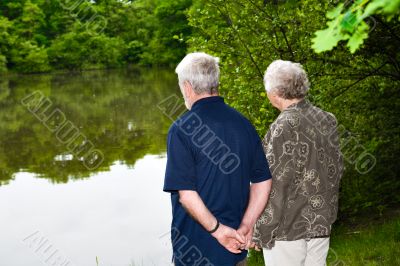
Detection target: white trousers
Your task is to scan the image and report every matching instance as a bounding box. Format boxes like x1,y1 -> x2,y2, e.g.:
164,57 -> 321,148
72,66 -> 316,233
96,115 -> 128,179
263,238 -> 330,266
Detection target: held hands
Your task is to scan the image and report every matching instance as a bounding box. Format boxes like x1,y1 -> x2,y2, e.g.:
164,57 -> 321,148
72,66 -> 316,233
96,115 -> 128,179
211,223 -> 246,254
211,223 -> 261,253
237,224 -> 261,251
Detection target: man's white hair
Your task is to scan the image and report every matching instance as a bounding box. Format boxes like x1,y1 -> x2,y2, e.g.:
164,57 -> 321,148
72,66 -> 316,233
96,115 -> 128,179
175,52 -> 220,95
264,60 -> 310,99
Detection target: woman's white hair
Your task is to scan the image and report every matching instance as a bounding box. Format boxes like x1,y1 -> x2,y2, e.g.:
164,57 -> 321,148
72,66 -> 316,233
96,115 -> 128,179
175,52 -> 220,95
264,60 -> 310,99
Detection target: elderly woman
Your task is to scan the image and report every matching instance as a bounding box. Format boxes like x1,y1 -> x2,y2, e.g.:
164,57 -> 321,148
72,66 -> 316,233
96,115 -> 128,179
253,60 -> 344,266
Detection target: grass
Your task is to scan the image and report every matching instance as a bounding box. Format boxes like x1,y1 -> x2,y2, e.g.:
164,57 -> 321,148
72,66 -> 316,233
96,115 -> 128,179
248,210 -> 400,266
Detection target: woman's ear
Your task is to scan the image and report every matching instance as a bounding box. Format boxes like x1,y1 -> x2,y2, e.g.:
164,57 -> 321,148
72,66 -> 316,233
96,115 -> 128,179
267,91 -> 281,110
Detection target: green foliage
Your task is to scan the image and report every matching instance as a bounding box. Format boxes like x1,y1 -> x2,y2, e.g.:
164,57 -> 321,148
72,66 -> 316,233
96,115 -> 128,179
18,0 -> 45,38
10,41 -> 50,73
85,35 -> 127,68
187,0 -> 330,132
0,0 -> 193,73
0,16 -> 13,50
47,29 -> 127,70
139,0 -> 192,65
0,54 -> 7,73
187,0 -> 400,218
126,40 -> 144,64
312,0 -> 400,53
47,30 -> 88,70
326,214 -> 400,265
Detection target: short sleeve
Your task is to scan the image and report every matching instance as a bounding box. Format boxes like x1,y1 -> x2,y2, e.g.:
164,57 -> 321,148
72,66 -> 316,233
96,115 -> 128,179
251,132 -> 272,183
163,124 -> 197,192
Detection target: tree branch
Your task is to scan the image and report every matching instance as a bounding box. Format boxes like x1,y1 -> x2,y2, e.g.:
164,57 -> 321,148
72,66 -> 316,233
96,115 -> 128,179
333,61 -> 389,98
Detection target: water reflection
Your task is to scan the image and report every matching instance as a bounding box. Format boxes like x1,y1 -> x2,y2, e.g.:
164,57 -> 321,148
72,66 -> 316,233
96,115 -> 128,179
0,68 -> 180,184
0,69 -> 182,265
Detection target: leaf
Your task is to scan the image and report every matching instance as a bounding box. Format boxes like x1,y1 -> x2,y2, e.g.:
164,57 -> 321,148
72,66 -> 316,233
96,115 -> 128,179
347,21 -> 370,53
341,11 -> 358,32
363,0 -> 400,19
382,0 -> 400,16
363,1 -> 385,19
327,4 -> 344,19
312,20 -> 348,53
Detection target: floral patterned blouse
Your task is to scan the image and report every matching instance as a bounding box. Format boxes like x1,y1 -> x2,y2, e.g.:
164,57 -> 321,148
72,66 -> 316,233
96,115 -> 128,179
254,99 -> 344,249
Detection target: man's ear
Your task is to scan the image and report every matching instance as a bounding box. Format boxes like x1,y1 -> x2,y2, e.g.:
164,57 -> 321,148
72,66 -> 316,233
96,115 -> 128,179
183,81 -> 193,97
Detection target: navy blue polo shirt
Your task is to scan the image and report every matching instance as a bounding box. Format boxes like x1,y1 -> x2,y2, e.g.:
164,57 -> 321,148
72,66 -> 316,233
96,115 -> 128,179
163,96 -> 271,266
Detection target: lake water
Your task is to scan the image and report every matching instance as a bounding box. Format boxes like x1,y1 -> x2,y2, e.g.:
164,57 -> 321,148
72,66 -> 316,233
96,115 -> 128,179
0,69 -> 184,266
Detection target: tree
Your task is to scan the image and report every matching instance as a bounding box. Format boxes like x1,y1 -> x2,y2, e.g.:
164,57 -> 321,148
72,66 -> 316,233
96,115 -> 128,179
0,16 -> 13,72
0,0 -> 195,73
187,0 -> 400,217
140,0 -> 193,65
312,0 -> 400,53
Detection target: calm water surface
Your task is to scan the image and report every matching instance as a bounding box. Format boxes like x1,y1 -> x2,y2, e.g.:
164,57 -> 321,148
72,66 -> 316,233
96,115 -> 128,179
0,69 -> 183,266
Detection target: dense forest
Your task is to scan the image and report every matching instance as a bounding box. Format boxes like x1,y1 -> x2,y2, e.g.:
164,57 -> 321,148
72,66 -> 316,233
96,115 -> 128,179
0,0 -> 192,73
1,0 -> 399,219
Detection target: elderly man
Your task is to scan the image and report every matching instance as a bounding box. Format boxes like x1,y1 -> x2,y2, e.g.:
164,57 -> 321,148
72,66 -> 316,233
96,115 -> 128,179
253,60 -> 344,266
163,52 -> 272,266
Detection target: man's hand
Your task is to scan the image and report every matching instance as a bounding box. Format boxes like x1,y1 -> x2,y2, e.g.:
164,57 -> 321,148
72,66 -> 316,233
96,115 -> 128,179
237,224 -> 262,251
236,180 -> 272,251
237,224 -> 254,250
211,223 -> 245,254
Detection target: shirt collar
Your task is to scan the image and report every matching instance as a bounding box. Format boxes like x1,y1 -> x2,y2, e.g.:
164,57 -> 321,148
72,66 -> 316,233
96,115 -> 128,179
191,96 -> 225,111
283,98 -> 310,112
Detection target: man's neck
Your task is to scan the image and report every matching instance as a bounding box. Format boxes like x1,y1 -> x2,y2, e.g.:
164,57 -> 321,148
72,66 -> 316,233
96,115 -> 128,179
192,93 -> 219,105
